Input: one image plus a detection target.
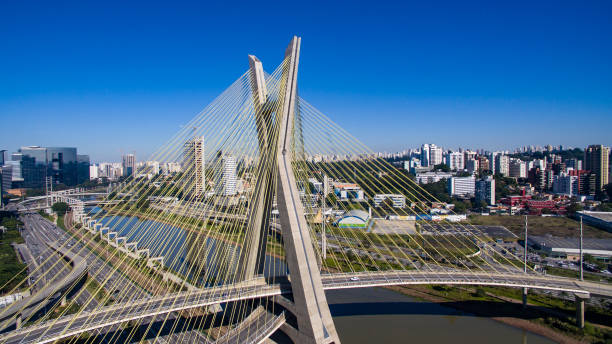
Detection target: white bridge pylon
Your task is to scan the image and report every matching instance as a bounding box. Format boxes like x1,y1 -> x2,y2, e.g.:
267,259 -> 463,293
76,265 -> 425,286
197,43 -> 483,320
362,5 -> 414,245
238,36 -> 340,344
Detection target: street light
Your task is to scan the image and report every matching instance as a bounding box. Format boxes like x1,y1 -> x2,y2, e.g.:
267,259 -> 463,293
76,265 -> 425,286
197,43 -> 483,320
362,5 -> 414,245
580,216 -> 583,281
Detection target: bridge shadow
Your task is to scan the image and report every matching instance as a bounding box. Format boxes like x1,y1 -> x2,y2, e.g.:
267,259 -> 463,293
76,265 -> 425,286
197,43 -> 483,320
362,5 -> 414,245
330,300 -> 612,327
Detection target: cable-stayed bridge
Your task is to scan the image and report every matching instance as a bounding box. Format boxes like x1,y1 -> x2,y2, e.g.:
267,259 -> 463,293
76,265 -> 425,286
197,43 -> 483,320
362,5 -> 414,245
1,36 -> 611,344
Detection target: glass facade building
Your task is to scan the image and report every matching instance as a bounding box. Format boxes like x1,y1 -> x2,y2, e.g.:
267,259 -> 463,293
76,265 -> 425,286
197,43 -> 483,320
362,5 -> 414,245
11,146 -> 86,188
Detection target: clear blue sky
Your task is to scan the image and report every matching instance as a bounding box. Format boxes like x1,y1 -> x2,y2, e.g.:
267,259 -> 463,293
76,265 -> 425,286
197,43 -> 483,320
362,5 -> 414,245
1,1 -> 611,162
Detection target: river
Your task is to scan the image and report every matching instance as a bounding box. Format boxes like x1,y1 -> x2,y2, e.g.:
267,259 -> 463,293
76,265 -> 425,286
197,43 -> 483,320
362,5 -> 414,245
327,287 -> 555,343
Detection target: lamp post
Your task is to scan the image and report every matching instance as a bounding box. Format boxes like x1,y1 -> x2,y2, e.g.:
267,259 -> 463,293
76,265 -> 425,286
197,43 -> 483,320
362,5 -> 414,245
580,216 -> 583,281
523,215 -> 528,308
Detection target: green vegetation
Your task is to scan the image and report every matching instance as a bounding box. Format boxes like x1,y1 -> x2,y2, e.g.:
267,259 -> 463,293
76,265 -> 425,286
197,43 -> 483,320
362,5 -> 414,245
57,215 -> 67,231
51,202 -> 69,216
545,266 -> 612,283
38,210 -> 54,222
0,211 -> 26,294
493,175 -> 518,199
466,214 -> 612,238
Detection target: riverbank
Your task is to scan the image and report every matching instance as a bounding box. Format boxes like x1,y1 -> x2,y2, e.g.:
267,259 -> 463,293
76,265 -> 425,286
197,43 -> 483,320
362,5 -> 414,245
386,284 -> 610,344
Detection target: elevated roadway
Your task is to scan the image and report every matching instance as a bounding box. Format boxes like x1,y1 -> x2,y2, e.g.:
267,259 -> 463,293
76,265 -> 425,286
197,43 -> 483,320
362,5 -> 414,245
2,270 -> 611,344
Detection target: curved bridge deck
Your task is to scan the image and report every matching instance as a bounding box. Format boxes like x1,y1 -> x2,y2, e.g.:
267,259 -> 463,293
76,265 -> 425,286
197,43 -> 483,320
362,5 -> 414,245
2,271 -> 610,344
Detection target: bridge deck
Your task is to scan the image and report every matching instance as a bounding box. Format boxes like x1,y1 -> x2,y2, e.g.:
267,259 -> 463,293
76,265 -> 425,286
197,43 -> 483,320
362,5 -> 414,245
2,271 -> 610,344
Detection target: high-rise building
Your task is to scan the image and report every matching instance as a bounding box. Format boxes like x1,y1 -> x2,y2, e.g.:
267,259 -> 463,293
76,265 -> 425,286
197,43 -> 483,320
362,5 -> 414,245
584,145 -> 610,192
552,174 -> 579,196
509,159 -> 527,178
430,145 -> 443,166
122,154 -> 136,177
446,152 -> 464,171
77,154 -> 90,184
465,158 -> 479,174
89,164 -> 99,180
14,147 -> 46,188
421,144 -> 442,167
47,147 -> 78,186
0,165 -> 11,199
214,153 -> 237,196
183,137 -> 205,197
475,176 -> 495,205
494,154 -> 509,176
447,176 -> 475,197
477,155 -> 489,174
566,158 -> 582,171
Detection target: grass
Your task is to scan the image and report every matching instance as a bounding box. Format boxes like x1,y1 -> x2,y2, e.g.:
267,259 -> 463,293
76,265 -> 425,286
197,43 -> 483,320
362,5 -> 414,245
0,213 -> 26,295
466,214 -> 612,238
38,210 -> 54,222
545,266 -> 612,283
57,214 -> 67,231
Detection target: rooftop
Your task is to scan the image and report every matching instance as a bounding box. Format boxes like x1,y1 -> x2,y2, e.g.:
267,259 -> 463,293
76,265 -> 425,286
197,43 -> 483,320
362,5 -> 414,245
579,211 -> 612,223
529,235 -> 612,251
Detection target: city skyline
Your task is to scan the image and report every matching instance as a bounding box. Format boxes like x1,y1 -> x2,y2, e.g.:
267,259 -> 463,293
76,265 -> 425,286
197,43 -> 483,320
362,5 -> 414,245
1,1 -> 611,161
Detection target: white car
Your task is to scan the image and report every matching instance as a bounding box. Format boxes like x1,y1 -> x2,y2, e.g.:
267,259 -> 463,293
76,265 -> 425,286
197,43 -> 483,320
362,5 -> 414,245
349,276 -> 360,281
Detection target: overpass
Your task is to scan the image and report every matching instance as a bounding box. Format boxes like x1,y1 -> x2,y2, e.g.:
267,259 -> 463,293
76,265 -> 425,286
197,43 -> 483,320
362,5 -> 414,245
0,241 -> 88,332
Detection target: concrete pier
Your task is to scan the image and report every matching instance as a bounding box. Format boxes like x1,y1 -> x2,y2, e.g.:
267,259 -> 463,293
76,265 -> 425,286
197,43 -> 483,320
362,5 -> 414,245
574,293 -> 589,328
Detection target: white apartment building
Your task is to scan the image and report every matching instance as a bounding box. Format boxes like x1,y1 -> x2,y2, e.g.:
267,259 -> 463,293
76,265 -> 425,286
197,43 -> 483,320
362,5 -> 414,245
495,155 -> 510,176
447,176 -> 475,197
446,152 -> 465,171
421,144 -> 443,167
219,155 -> 237,196
415,172 -> 453,184
89,164 -> 99,180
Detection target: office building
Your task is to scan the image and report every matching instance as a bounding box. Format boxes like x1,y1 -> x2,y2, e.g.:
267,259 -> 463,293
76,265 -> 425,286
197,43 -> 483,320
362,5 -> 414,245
46,147 -> 78,186
447,176 -> 476,197
584,145 -> 609,192
122,154 -> 136,177
77,154 -> 90,184
475,176 -> 495,205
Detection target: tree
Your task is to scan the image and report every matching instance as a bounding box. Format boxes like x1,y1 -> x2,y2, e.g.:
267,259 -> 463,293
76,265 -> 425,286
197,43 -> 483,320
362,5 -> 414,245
452,200 -> 467,214
325,193 -> 337,207
434,163 -> 450,172
479,200 -> 488,210
51,202 -> 69,216
597,203 -> 612,212
604,183 -> 612,200
566,202 -> 584,214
